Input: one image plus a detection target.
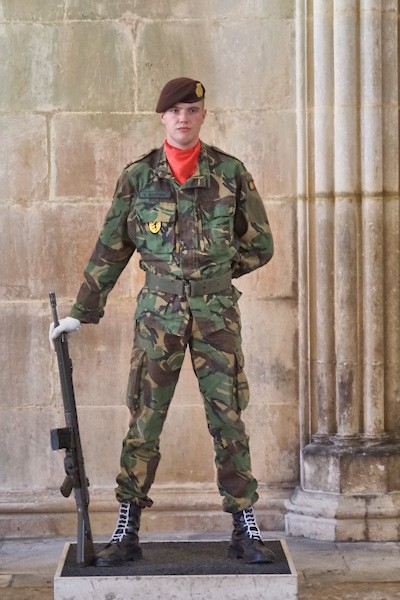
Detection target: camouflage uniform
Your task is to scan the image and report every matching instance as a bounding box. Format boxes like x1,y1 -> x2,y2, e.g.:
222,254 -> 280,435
71,141 -> 273,513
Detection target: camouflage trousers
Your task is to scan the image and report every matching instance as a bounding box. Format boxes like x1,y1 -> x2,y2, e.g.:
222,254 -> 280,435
115,304 -> 259,513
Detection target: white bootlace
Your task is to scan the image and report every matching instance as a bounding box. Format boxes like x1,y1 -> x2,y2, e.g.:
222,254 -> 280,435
109,502 -> 131,543
242,506 -> 262,540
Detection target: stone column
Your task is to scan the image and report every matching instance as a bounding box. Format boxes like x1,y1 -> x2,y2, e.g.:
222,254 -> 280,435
286,0 -> 400,541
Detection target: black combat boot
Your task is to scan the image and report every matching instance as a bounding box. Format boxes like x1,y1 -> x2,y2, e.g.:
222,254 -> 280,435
228,505 -> 275,564
95,502 -> 143,567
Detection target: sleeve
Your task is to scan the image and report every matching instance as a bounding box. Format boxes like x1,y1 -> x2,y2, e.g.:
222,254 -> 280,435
70,170 -> 136,323
232,168 -> 274,278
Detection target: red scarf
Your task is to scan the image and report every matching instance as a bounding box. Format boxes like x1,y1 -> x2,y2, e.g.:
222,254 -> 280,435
164,140 -> 201,184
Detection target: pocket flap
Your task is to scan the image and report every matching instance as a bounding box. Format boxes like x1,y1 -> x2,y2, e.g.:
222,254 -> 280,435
137,201 -> 176,223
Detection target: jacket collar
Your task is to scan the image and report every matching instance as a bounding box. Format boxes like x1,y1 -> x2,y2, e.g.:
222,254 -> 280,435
155,141 -> 210,188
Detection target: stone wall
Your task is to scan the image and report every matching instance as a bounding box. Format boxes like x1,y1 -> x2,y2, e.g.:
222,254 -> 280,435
0,0 -> 298,536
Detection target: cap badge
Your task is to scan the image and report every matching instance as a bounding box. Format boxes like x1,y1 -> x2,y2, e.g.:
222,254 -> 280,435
195,82 -> 204,98
149,222 -> 161,234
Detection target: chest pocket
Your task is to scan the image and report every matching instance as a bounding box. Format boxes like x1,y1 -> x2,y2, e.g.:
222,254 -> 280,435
128,200 -> 176,255
198,194 -> 236,255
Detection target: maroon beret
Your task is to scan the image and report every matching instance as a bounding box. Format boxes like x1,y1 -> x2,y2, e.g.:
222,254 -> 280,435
155,77 -> 205,113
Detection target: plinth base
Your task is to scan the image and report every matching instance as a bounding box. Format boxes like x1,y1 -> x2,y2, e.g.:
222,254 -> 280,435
54,540 -> 298,599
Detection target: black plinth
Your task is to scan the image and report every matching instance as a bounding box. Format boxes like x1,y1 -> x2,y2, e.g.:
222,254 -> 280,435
62,540 -> 290,577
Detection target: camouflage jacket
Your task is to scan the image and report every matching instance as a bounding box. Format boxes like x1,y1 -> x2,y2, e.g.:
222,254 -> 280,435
70,142 -> 274,335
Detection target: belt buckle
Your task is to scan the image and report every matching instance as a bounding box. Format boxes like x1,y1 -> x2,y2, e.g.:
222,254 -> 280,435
183,280 -> 192,297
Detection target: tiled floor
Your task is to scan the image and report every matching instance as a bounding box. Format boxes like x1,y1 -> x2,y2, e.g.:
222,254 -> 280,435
1,533 -> 400,599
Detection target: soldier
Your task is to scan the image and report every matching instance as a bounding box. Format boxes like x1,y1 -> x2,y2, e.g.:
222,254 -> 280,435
50,77 -> 275,566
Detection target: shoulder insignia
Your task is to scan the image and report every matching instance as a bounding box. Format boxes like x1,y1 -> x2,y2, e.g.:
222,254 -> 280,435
243,171 -> 257,190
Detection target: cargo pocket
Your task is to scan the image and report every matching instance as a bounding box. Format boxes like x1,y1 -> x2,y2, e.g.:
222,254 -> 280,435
128,200 -> 176,255
126,347 -> 146,411
235,352 -> 250,412
198,195 -> 235,257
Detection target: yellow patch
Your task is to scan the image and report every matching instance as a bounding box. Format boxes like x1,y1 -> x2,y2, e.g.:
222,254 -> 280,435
195,82 -> 204,98
149,221 -> 161,234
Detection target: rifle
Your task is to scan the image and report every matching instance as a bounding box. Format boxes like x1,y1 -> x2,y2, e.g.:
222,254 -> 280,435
49,291 -> 95,567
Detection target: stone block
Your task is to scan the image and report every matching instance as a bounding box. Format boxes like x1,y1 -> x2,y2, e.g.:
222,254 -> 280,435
303,450 -> 339,493
72,405 -> 130,487
0,22 -> 134,111
388,452 -> 400,491
0,406 -> 63,490
303,442 -> 400,495
244,402 -> 300,486
0,504 -> 81,538
0,0 -> 65,20
54,21 -> 135,112
0,302 -> 53,409
169,350 -> 203,407
0,115 -> 48,201
240,299 -> 298,405
65,0 -> 138,20
137,20 -> 295,112
234,200 -> 297,299
139,511 -> 233,534
52,113 -> 163,199
66,0 -> 295,20
340,452 -> 388,494
0,23 -> 56,110
366,518 -> 400,542
0,203 -> 109,300
383,106 -> 399,191
155,405 -> 216,484
65,298 -> 137,408
285,487 -> 400,541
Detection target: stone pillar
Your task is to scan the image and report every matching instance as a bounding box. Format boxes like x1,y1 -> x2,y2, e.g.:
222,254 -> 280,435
286,0 -> 400,541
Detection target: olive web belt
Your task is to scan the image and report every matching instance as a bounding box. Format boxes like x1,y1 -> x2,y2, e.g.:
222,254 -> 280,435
145,270 -> 232,297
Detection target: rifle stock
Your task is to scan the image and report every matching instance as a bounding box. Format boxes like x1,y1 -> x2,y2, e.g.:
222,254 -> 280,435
49,291 -> 95,567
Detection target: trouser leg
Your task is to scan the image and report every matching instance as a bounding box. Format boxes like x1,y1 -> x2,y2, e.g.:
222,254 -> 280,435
189,306 -> 258,513
190,309 -> 274,564
115,320 -> 187,506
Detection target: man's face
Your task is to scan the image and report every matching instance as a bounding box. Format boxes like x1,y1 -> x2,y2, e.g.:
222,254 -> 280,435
160,101 -> 206,150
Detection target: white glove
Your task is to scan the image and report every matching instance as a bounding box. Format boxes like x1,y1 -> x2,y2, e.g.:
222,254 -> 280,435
49,317 -> 81,342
